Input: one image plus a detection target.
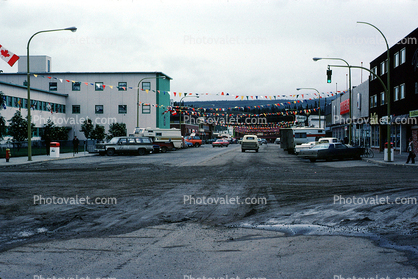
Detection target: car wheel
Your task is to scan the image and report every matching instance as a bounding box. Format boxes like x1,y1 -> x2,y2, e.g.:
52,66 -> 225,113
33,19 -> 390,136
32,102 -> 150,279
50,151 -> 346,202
138,148 -> 145,156
106,149 -> 115,156
212,146 -> 215,148
242,149 -> 245,152
256,149 -> 259,153
194,143 -> 200,147
161,146 -> 168,153
309,158 -> 316,162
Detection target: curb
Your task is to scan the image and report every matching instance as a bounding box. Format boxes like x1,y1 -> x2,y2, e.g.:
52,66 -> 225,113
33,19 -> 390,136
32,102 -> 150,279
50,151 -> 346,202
362,157 -> 418,167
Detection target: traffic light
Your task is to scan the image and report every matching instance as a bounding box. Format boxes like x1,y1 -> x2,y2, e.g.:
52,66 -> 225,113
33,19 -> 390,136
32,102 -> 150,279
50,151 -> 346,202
326,68 -> 332,83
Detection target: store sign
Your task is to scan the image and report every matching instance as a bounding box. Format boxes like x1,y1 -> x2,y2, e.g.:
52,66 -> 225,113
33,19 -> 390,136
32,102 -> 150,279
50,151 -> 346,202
409,109 -> 418,118
340,99 -> 350,115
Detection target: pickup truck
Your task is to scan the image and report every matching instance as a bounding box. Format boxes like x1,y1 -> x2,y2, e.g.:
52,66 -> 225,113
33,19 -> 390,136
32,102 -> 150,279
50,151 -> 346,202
241,135 -> 259,152
96,136 -> 154,156
185,136 -> 202,147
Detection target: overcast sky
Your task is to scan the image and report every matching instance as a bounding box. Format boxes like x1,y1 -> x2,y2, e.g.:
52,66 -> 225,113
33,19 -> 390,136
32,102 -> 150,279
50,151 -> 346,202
1,0 -> 417,101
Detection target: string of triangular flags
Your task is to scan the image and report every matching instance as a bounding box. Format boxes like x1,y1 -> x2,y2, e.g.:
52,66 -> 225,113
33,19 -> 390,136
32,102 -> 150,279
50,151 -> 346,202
172,91 -> 345,99
167,105 -> 320,120
31,74 -> 347,101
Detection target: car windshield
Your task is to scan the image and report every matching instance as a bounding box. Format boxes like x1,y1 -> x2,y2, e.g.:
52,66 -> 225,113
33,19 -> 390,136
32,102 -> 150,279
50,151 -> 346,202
246,137 -> 256,140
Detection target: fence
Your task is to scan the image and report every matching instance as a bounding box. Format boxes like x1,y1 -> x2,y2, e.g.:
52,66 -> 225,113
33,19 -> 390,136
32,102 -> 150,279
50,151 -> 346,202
0,139 -> 97,158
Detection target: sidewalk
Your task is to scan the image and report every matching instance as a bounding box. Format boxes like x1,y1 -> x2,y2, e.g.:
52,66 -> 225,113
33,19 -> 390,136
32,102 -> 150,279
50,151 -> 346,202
362,150 -> 418,167
0,151 -> 95,167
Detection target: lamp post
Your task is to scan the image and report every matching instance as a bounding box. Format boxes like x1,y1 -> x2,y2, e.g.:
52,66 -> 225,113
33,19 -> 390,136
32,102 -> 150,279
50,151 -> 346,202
27,27 -> 77,161
136,76 -> 166,128
296,88 -> 321,128
179,95 -> 199,136
313,57 -> 352,143
357,21 -> 391,161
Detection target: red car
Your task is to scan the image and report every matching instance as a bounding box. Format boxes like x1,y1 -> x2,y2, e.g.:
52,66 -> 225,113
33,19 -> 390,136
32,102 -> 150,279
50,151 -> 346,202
185,136 -> 202,147
212,139 -> 229,147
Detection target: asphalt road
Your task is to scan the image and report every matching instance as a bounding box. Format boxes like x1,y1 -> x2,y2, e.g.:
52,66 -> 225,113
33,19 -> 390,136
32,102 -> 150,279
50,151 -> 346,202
1,143 -> 417,278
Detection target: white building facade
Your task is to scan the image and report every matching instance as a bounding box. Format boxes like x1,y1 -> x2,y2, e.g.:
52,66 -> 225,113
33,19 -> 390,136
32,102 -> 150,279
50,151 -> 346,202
331,80 -> 370,146
0,70 -> 172,140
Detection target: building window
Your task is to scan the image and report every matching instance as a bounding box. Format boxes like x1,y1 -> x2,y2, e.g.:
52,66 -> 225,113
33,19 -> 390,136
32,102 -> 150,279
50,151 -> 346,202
370,95 -> 377,108
95,105 -> 104,114
118,105 -> 127,114
400,83 -> 405,99
380,92 -> 385,105
415,82 -> 418,94
371,66 -> 377,80
142,104 -> 151,114
394,52 -> 399,68
49,82 -> 57,91
400,47 -> 406,64
72,105 -> 80,114
7,96 -> 12,107
394,86 -> 399,101
142,82 -> 151,91
95,82 -> 104,91
380,60 -> 387,75
72,82 -> 81,91
15,97 -> 22,108
118,82 -> 127,91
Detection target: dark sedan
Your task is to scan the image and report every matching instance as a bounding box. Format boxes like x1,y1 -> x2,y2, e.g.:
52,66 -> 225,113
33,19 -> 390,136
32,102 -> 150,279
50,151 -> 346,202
298,143 -> 364,162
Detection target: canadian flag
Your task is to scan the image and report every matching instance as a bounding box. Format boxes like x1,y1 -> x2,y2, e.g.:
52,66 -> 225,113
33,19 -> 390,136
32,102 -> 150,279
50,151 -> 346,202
0,44 -> 20,67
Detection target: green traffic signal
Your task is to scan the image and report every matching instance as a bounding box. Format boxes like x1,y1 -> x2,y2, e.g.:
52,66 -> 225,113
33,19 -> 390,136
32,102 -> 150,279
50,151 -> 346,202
327,69 -> 332,83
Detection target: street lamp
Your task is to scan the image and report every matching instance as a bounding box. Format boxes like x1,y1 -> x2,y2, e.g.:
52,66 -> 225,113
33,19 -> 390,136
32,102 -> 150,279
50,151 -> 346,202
179,95 -> 199,136
357,21 -> 392,161
136,76 -> 166,128
313,57 -> 352,143
296,87 -> 321,128
27,27 -> 77,161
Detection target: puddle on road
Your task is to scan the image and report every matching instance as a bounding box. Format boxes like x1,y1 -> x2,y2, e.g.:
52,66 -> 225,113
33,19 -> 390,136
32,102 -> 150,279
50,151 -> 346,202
235,220 -> 418,259
239,221 -> 371,237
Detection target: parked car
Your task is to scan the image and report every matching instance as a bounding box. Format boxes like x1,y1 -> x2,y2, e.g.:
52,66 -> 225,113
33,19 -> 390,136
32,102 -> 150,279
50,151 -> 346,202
295,141 -> 317,154
274,137 -> 281,144
212,139 -> 229,147
298,143 -> 364,162
241,135 -> 259,152
96,136 -> 154,156
185,136 -> 202,147
261,138 -> 268,145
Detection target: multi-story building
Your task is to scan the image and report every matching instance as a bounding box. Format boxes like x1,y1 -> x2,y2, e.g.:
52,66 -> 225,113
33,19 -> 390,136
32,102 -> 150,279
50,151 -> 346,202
0,56 -> 172,140
331,80 -> 369,145
369,27 -> 418,152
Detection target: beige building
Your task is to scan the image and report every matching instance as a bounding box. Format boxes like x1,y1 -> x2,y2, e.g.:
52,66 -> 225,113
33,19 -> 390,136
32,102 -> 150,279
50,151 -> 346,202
0,56 -> 172,140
